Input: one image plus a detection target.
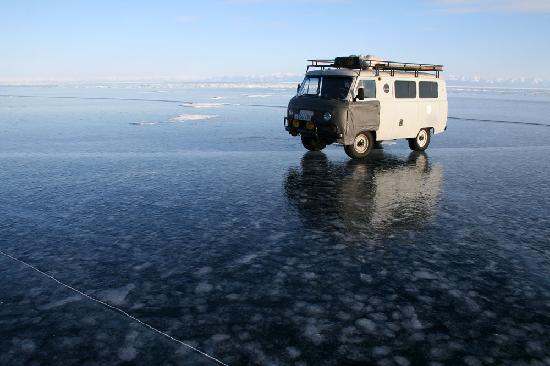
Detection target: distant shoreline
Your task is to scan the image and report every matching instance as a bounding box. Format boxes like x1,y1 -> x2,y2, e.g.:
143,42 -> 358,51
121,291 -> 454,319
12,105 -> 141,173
2,81 -> 550,92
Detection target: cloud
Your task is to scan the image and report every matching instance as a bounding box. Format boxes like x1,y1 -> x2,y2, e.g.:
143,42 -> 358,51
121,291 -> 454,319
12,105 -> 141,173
433,0 -> 550,13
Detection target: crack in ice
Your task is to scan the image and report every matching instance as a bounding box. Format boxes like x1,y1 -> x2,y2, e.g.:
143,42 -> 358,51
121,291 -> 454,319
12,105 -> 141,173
0,249 -> 229,366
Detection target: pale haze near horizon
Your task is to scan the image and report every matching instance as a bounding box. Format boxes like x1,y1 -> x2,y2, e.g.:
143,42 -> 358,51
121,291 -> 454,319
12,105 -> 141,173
1,0 -> 549,83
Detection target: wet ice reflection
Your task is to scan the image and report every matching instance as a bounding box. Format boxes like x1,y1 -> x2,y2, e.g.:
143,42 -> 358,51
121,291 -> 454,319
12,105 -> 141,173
285,151 -> 443,237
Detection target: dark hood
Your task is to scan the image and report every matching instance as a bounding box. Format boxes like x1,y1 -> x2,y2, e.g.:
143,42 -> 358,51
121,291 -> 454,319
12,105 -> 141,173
288,95 -> 350,126
288,95 -> 349,112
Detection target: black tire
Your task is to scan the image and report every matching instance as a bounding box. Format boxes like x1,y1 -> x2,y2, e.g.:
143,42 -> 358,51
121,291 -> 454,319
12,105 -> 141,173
408,128 -> 431,151
344,131 -> 374,159
301,135 -> 326,151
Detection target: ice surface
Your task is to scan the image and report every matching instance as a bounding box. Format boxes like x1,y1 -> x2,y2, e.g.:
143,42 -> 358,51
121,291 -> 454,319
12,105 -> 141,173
38,294 -> 82,310
246,94 -> 273,98
1,83 -> 550,365
195,282 -> 213,294
118,346 -> 137,362
97,284 -> 135,306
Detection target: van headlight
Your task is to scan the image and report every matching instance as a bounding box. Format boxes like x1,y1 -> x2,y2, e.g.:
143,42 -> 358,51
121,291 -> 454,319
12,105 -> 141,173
323,112 -> 332,121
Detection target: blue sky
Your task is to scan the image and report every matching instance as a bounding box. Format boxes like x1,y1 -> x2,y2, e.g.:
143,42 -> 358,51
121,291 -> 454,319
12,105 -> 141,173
1,0 -> 549,82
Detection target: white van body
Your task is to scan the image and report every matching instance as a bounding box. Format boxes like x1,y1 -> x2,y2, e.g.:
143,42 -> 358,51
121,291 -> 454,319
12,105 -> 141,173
355,70 -> 448,141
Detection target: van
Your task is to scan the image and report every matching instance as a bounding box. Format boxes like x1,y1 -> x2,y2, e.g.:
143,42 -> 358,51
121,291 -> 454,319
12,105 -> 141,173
284,55 -> 448,159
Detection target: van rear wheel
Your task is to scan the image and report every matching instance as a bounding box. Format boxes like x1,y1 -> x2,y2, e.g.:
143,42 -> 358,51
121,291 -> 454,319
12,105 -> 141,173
408,128 -> 431,151
344,131 -> 374,159
301,135 -> 326,151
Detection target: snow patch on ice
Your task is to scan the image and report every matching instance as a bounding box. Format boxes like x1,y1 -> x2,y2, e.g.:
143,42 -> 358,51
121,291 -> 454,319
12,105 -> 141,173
170,114 -> 218,122
129,121 -> 159,126
182,102 -> 226,108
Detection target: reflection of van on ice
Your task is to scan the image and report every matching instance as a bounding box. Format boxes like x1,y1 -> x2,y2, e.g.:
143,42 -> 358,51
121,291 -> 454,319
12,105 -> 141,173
284,55 -> 448,159
285,151 -> 442,235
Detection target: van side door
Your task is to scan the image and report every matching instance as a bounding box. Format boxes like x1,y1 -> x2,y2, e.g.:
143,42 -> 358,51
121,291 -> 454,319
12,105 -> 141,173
383,80 -> 419,139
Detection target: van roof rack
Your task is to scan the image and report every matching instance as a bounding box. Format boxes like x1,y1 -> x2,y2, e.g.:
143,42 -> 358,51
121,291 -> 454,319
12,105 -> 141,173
307,56 -> 444,78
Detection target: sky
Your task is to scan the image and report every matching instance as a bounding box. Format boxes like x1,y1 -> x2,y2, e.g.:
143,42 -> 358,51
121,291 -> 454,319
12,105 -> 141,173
1,0 -> 549,83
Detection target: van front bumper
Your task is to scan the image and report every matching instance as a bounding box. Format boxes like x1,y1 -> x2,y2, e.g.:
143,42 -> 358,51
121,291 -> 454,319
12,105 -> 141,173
284,117 -> 341,140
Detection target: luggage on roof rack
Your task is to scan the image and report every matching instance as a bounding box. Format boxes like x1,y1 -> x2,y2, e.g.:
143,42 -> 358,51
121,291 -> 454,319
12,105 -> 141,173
307,55 -> 444,77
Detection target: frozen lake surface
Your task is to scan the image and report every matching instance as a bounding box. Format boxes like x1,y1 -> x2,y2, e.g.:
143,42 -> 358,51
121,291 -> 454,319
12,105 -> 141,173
1,83 -> 550,365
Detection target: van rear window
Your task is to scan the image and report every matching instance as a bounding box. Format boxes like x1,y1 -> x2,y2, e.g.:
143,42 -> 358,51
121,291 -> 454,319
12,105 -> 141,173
395,81 -> 416,98
419,81 -> 438,98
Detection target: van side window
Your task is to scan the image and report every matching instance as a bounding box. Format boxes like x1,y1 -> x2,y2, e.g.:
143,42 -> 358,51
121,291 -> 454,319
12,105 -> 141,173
419,81 -> 438,98
359,80 -> 376,98
395,81 -> 416,98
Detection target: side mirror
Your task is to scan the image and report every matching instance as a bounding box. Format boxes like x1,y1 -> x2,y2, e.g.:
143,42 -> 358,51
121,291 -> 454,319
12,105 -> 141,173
357,87 -> 365,101
297,83 -> 301,93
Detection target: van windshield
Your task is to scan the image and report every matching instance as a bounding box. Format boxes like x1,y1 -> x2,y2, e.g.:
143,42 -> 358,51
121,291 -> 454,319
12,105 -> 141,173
298,76 -> 353,100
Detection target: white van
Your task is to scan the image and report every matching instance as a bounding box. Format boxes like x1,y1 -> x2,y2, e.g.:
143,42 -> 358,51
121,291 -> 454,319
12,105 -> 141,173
284,55 -> 448,159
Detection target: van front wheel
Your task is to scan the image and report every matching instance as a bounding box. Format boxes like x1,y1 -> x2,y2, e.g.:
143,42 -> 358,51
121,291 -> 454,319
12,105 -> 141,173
408,128 -> 431,151
301,135 -> 326,151
344,131 -> 374,159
